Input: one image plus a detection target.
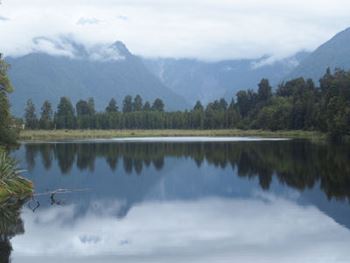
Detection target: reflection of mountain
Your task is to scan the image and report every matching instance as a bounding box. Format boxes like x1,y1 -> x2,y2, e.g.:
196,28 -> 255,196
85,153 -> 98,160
16,140 -> 350,228
300,187 -> 350,229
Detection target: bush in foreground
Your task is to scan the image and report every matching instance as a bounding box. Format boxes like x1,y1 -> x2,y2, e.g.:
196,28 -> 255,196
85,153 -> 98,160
0,149 -> 33,201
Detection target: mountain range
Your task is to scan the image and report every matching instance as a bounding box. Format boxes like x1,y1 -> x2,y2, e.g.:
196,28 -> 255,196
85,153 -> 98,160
7,38 -> 189,116
144,52 -> 309,105
6,27 -> 350,116
287,27 -> 350,81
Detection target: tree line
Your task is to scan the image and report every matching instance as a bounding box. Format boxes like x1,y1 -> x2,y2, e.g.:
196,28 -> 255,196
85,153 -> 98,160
23,68 -> 350,137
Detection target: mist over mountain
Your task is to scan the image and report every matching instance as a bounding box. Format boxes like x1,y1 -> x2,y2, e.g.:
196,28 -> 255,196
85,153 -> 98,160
7,26 -> 350,116
288,27 -> 350,81
7,37 -> 189,116
144,52 -> 309,105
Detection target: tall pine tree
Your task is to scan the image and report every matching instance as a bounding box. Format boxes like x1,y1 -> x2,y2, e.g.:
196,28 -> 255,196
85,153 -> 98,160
24,99 -> 38,129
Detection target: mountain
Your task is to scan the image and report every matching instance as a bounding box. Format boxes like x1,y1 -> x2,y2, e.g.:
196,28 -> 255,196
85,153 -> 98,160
7,38 -> 189,116
288,27 -> 350,81
144,52 -> 309,106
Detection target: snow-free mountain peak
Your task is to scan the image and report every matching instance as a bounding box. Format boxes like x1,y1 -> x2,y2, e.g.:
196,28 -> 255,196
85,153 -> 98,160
287,27 -> 350,81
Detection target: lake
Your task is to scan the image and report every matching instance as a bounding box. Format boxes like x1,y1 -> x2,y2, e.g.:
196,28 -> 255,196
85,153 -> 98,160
3,137 -> 350,262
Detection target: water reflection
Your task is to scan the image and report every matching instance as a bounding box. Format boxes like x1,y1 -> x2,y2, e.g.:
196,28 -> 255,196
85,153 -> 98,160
22,140 -> 350,200
7,139 -> 350,262
11,196 -> 350,263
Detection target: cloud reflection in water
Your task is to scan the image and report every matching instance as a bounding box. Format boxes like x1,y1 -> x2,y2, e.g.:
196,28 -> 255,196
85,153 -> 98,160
12,195 -> 350,263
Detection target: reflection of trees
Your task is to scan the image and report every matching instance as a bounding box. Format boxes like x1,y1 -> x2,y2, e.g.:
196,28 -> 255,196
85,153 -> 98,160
25,144 -> 38,172
123,157 -> 133,174
0,200 -> 26,263
54,144 -> 76,174
134,159 -> 143,175
39,144 -> 53,170
76,144 -> 95,172
24,141 -> 350,200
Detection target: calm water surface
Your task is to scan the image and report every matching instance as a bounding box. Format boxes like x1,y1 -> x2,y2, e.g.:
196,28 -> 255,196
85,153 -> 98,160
2,137 -> 350,263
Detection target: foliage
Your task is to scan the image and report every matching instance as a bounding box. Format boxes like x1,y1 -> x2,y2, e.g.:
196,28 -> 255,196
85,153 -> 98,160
0,54 -> 17,145
55,97 -> 75,129
0,149 -> 33,201
106,98 -> 118,113
21,69 -> 350,138
24,99 -> 38,129
0,197 -> 27,263
39,100 -> 53,129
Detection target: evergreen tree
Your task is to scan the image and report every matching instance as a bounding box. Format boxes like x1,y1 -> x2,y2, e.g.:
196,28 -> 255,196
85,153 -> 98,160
227,99 -> 240,128
76,100 -> 91,129
76,100 -> 90,116
123,95 -> 133,113
55,97 -> 75,129
257,78 -> 272,102
133,95 -> 143,111
106,98 -> 118,113
143,101 -> 151,111
219,98 -> 228,111
39,100 -> 53,129
24,99 -> 38,129
87,97 -> 95,115
193,101 -> 204,111
152,98 -> 165,112
192,101 -> 204,129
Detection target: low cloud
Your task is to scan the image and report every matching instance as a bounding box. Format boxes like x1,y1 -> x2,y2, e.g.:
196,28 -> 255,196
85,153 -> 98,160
1,0 -> 350,60
31,37 -> 76,58
29,36 -> 126,61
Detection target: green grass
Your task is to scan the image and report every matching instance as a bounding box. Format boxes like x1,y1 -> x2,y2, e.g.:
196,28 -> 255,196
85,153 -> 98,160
19,129 -> 327,141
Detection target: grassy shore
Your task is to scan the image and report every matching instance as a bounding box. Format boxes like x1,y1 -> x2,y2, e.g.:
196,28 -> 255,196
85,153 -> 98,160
19,129 -> 326,141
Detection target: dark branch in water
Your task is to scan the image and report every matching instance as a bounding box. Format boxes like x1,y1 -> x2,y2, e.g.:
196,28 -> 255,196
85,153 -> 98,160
33,188 -> 90,196
28,198 -> 40,212
28,188 -> 90,212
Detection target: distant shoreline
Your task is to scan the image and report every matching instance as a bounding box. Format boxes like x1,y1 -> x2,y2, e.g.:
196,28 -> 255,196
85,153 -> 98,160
19,129 -> 326,142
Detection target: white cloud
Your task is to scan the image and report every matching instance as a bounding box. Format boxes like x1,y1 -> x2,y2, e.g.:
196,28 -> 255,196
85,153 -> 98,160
88,44 -> 126,61
77,17 -> 101,26
1,0 -> 350,60
31,37 -> 76,58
